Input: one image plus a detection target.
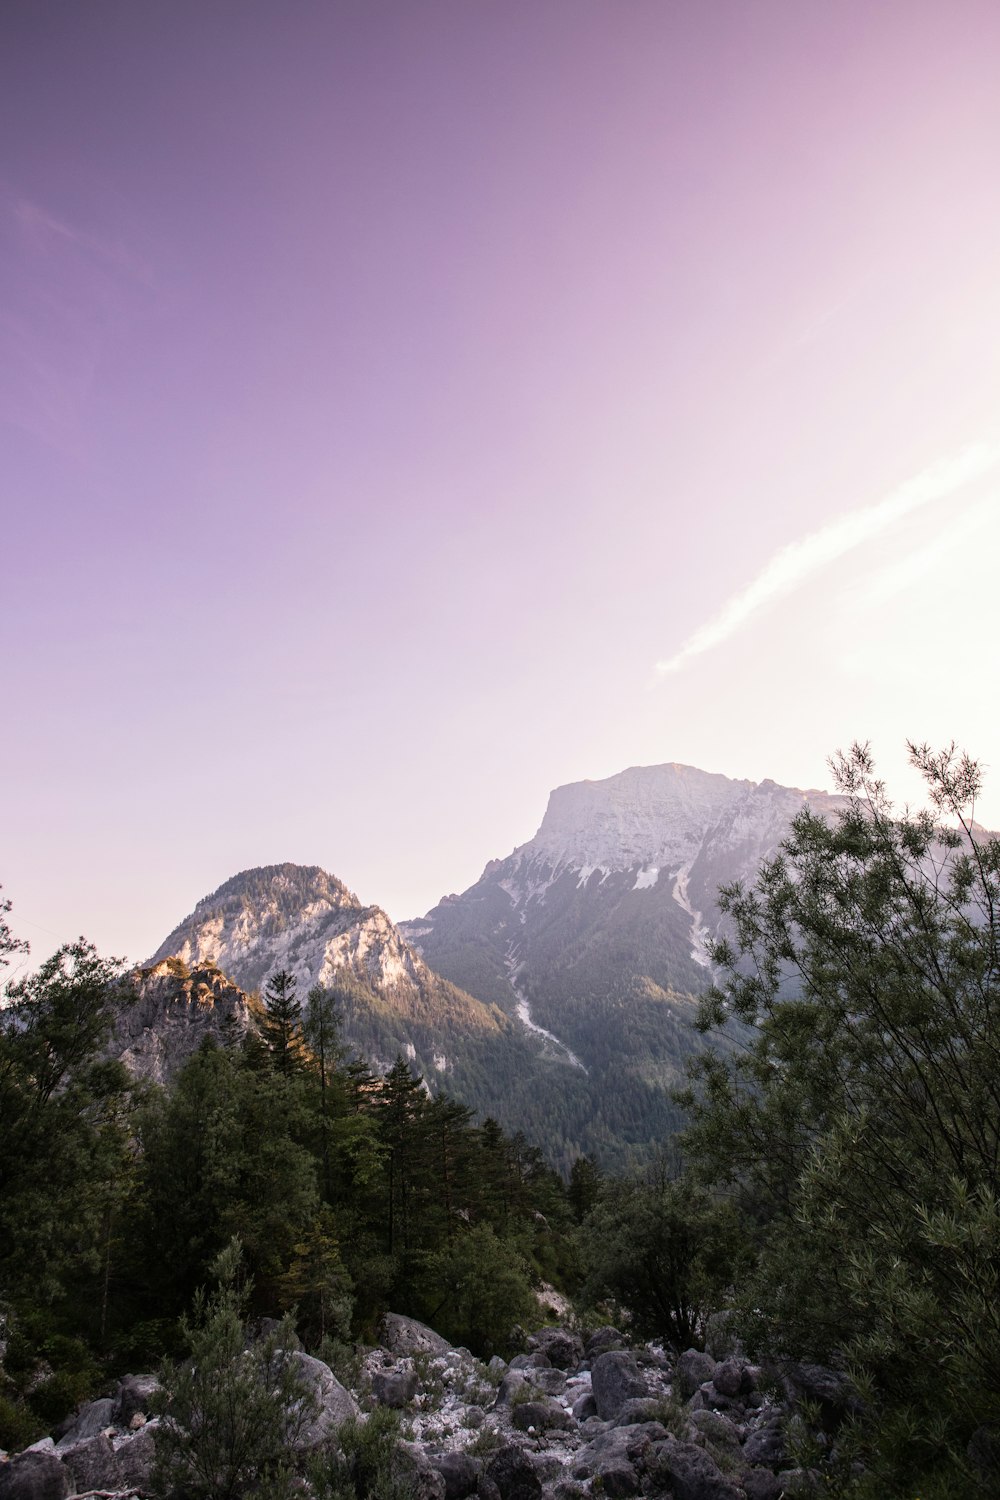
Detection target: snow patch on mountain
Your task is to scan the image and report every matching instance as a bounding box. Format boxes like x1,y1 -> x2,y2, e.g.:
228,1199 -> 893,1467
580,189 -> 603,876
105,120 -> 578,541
504,943 -> 587,1072
632,865 -> 660,890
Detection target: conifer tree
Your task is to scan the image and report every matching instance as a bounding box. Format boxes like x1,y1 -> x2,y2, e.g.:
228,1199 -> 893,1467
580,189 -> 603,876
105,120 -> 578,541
261,969 -> 306,1074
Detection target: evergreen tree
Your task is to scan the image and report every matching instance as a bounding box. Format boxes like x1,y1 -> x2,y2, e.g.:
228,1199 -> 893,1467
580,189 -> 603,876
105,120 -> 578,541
261,969 -> 306,1074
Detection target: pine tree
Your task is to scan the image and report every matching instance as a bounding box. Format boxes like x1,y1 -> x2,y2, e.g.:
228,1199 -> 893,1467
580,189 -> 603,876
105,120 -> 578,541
261,969 -> 306,1074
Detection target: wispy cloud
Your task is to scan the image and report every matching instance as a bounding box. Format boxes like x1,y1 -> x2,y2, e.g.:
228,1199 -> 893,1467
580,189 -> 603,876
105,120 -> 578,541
655,442 -> 1000,675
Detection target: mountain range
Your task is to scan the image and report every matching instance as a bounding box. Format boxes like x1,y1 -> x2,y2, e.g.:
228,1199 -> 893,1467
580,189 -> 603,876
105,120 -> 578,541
139,761 -> 849,1170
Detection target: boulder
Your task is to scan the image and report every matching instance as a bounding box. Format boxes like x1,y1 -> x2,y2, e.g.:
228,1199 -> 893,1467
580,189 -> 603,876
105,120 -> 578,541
740,1468 -> 783,1500
392,1441 -> 447,1500
372,1367 -> 419,1408
688,1409 -> 741,1451
711,1360 -> 748,1399
380,1314 -> 452,1358
613,1398 -> 665,1427
114,1418 -> 160,1492
742,1415 -> 785,1468
647,1437 -> 743,1500
508,1353 -> 550,1372
0,1450 -> 70,1499
570,1423 -> 667,1482
782,1363 -> 858,1428
285,1351 -> 360,1450
55,1398 -> 114,1450
495,1370 -> 533,1407
485,1445 -> 542,1500
432,1450 -> 481,1500
111,1373 -> 162,1427
571,1392 -> 597,1422
590,1351 -> 648,1421
674,1349 -> 716,1400
584,1327 -> 626,1359
529,1368 -> 567,1396
511,1400 -> 572,1434
525,1328 -> 583,1371
58,1433 -> 122,1493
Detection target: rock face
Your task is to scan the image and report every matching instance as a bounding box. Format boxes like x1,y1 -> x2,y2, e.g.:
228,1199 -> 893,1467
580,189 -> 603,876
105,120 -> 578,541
106,960 -> 254,1084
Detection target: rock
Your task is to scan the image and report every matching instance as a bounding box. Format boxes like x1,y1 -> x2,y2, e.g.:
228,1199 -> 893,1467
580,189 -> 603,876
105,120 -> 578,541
742,1415 -> 785,1468
114,1418 -> 160,1492
711,1360 -> 747,1399
688,1409 -> 741,1450
55,1398 -> 115,1450
381,1313 -> 453,1358
485,1445 -> 542,1500
112,1374 -> 162,1428
509,1353 -> 551,1372
58,1433 -> 122,1493
584,1328 -> 625,1359
393,1441 -> 447,1500
529,1368 -> 567,1396
285,1351 -> 360,1449
590,1351 -> 648,1421
433,1450 -> 481,1500
647,1437 -> 743,1500
571,1392 -> 597,1422
740,1468 -> 783,1500
525,1328 -> 583,1371
511,1400 -> 572,1434
495,1370 -> 533,1407
477,1476 -> 502,1500
782,1363 -> 856,1423
0,1451 -> 70,1500
372,1367 -> 419,1408
775,1467 -> 821,1496
488,1356 -> 507,1376
674,1350 -> 716,1400
570,1423 -> 667,1481
613,1398 -> 665,1427
703,1312 -> 742,1361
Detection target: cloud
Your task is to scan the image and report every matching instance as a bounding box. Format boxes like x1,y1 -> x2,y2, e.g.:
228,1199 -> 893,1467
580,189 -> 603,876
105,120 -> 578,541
655,442 -> 1000,675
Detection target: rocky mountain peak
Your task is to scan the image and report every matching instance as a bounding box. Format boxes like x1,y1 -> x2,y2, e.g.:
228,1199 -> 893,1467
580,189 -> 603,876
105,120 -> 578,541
523,762 -> 753,874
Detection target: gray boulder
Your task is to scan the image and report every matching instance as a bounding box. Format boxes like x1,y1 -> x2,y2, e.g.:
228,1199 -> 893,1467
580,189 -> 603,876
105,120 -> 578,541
571,1392 -> 597,1422
114,1418 -> 160,1492
647,1437 -> 743,1500
590,1351 -> 648,1420
392,1441 -> 447,1500
674,1349 -> 716,1400
0,1451 -> 69,1500
485,1445 -> 542,1500
740,1469 -> 783,1500
495,1370 -> 533,1407
525,1327 -> 583,1371
433,1450 -> 481,1500
613,1398 -> 665,1427
711,1360 -> 749,1399
688,1409 -> 742,1451
511,1400 -> 572,1434
112,1373 -> 161,1427
508,1353 -> 550,1372
286,1351 -> 360,1450
380,1313 -> 452,1358
742,1415 -> 785,1468
584,1327 -> 626,1358
372,1367 -> 419,1408
58,1433 -> 122,1493
530,1368 -> 567,1396
55,1398 -> 114,1450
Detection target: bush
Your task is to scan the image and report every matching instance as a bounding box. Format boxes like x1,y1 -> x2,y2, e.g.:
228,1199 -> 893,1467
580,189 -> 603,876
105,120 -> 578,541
153,1239 -> 316,1500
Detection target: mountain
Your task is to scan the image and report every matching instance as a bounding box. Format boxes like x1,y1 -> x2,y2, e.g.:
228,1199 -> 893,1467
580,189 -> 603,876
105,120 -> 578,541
143,769 -> 851,1172
397,763 -> 850,1167
147,863 -> 547,1121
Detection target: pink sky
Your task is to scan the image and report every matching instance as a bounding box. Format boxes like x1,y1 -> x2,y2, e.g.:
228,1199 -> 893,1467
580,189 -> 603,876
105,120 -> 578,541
3,0 -> 1000,965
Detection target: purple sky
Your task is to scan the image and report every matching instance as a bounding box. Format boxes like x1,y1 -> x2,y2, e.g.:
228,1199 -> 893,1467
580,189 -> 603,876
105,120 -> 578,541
4,1 -> 1000,966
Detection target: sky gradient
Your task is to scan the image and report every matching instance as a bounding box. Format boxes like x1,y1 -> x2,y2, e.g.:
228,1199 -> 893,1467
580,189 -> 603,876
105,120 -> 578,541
4,0 -> 1000,967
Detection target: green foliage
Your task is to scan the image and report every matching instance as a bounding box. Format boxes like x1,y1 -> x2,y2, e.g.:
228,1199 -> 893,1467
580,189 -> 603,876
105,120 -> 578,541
417,1223 -> 539,1356
308,1406 -> 407,1500
153,1238 -> 315,1500
579,1163 -> 750,1349
261,968 -> 308,1073
683,742 -> 1000,1493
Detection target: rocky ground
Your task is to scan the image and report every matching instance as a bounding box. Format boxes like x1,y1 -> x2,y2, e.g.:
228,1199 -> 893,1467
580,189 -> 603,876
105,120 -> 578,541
0,1314 -> 854,1499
